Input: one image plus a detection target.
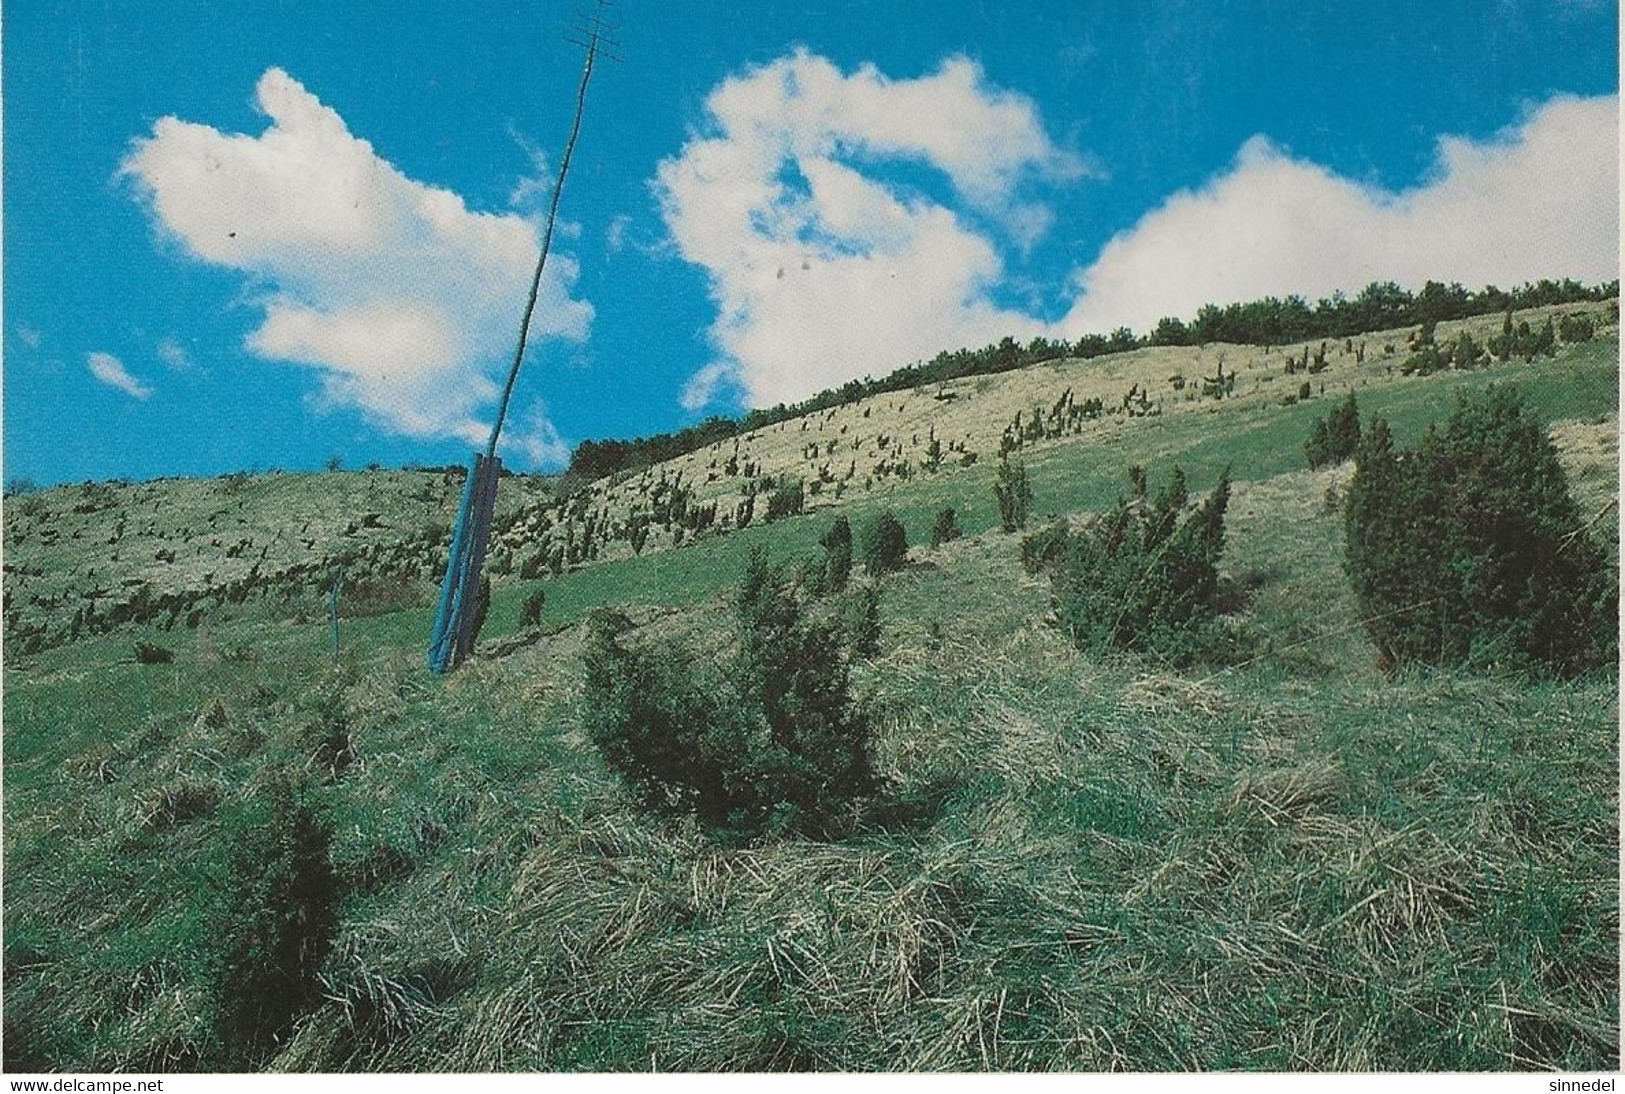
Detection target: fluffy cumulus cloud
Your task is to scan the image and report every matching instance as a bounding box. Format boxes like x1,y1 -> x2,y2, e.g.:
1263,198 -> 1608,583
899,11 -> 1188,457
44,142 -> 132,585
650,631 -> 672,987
1061,94 -> 1620,332
87,352 -> 152,400
663,53 -> 1617,412
656,50 -> 1084,409
120,68 -> 589,464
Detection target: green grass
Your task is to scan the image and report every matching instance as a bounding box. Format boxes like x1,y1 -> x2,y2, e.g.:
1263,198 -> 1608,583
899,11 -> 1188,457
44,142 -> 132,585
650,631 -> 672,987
3,339 -> 1617,1072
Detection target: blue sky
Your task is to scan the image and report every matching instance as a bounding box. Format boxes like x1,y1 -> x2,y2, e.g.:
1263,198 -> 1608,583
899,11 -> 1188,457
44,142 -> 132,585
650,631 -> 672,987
4,0 -> 1618,487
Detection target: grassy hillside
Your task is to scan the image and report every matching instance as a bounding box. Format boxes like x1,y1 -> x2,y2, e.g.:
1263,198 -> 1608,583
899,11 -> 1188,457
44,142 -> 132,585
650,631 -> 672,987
3,320 -> 1618,1072
1,468 -> 556,654
6,300 -> 1611,660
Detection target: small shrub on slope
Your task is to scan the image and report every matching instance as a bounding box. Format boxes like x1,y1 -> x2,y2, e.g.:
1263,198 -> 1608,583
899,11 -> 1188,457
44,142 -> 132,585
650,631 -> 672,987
994,458 -> 1033,532
860,511 -> 908,576
581,611 -> 734,823
1343,386 -> 1617,675
734,554 -> 878,830
209,773 -> 339,1065
764,478 -> 806,522
520,587 -> 545,628
821,515 -> 854,593
582,552 -> 877,838
1304,393 -> 1362,470
1487,311 -> 1559,363
1019,520 -> 1072,575
134,640 -> 174,664
1038,467 -> 1235,666
843,580 -> 882,659
1558,312 -> 1596,343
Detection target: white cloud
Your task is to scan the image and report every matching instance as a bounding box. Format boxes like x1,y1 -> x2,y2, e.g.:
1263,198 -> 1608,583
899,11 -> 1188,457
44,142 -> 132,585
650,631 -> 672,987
605,213 -> 632,253
656,50 -> 1081,409
501,403 -> 573,469
87,352 -> 153,399
120,68 -> 591,464
156,337 -> 193,372
679,361 -> 735,412
663,56 -> 1616,413
506,126 -> 552,209
1061,95 -> 1620,333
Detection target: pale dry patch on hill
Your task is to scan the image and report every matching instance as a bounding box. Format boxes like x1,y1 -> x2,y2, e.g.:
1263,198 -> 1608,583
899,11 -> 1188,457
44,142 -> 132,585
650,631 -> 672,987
488,301 -> 1616,571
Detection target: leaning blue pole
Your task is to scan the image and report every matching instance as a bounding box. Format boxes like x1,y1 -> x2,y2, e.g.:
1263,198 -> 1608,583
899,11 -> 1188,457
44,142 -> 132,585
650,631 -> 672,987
426,16 -> 604,674
426,454 -> 500,673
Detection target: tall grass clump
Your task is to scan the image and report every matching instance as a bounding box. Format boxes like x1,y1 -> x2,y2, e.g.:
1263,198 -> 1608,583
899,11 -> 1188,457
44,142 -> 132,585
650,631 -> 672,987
1032,467 -> 1235,665
1344,386 -> 1617,675
582,552 -> 878,839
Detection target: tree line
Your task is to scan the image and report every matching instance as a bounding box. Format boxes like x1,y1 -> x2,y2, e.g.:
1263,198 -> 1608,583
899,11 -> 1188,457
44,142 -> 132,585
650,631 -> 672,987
568,278 -> 1617,482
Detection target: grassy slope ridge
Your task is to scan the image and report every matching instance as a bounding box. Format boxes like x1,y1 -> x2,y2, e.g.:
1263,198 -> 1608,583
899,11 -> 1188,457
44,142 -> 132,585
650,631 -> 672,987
2,323 -> 1619,1071
5,301 -> 1611,657
1,469 -> 556,654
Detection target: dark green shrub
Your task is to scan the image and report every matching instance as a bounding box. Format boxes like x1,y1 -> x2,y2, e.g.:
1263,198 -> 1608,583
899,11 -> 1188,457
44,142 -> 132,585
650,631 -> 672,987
860,511 -> 908,576
210,774 -> 339,1065
765,478 -> 805,522
796,552 -> 830,599
1533,316 -> 1557,358
844,581 -> 882,659
1401,343 -> 1449,376
582,554 -> 877,838
1558,313 -> 1596,343
1304,393 -> 1361,470
822,516 -> 853,593
581,610 -> 735,822
994,459 -> 1032,532
1489,310 -> 1515,362
1489,312 -> 1559,363
732,553 -> 877,832
930,507 -> 962,547
1344,386 -> 1616,675
134,641 -> 174,664
1128,465 -> 1148,500
520,588 -> 546,628
1048,468 -> 1234,665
